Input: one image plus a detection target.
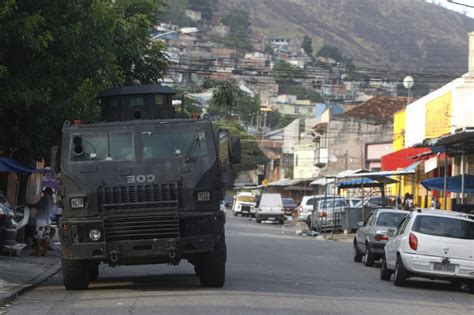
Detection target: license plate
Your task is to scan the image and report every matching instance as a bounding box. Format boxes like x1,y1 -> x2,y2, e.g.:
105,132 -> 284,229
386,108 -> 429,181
268,217 -> 275,220
433,262 -> 456,272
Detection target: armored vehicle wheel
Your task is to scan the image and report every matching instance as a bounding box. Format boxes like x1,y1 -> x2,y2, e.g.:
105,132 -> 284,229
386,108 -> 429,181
62,258 -> 90,290
88,262 -> 99,281
197,234 -> 226,288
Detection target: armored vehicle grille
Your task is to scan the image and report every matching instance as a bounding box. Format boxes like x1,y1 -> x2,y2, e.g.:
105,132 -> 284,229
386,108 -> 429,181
97,183 -> 184,241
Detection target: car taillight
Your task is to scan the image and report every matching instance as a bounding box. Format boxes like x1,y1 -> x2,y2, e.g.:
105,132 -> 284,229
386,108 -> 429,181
319,211 -> 327,217
409,232 -> 418,251
374,233 -> 389,241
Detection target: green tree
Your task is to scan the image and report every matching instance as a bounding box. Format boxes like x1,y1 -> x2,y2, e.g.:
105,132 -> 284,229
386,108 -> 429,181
279,85 -> 323,103
220,10 -> 252,51
0,0 -> 168,162
301,35 -> 313,57
272,61 -> 304,86
316,45 -> 344,61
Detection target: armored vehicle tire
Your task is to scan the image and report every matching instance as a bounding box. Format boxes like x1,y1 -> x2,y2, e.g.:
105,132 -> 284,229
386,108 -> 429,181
62,258 -> 90,290
197,234 -> 226,288
88,262 -> 99,281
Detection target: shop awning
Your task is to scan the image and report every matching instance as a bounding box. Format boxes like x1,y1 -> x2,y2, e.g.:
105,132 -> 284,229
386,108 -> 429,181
0,157 -> 44,174
381,147 -> 430,171
268,178 -> 309,187
421,175 -> 474,194
337,176 -> 398,189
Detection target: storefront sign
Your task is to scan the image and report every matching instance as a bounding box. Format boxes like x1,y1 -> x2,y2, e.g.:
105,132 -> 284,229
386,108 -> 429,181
424,156 -> 438,174
425,91 -> 452,138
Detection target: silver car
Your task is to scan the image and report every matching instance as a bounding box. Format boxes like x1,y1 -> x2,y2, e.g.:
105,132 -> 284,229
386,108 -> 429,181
354,209 -> 408,267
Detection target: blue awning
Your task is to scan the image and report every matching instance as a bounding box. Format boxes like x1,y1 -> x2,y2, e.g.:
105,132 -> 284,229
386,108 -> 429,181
337,177 -> 379,188
0,157 -> 44,174
421,175 -> 474,194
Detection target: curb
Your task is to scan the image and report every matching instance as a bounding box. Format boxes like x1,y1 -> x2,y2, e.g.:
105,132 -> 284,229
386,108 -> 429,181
0,261 -> 62,307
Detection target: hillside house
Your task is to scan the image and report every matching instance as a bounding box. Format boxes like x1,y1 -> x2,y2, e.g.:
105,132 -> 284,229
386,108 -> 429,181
313,96 -> 408,176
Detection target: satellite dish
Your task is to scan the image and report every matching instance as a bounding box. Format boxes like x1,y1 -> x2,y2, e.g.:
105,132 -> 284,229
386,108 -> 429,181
329,155 -> 338,163
403,76 -> 414,89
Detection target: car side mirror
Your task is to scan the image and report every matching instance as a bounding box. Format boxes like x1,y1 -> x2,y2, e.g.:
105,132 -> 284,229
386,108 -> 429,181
229,136 -> 241,164
387,228 -> 396,237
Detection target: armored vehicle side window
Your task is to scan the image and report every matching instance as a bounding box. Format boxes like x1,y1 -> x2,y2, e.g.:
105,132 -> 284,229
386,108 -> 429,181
70,133 -> 133,162
142,130 -> 208,159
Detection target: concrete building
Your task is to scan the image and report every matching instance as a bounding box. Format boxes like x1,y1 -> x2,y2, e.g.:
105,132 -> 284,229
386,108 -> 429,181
313,96 -> 408,177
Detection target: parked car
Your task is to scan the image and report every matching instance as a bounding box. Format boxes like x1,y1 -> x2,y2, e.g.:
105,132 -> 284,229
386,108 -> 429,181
354,196 -> 396,208
255,193 -> 284,224
232,192 -> 257,217
0,192 -> 17,249
381,208 -> 474,293
297,194 -> 339,226
354,209 -> 408,266
347,197 -> 362,207
282,197 -> 297,216
223,195 -> 234,208
309,197 -> 349,231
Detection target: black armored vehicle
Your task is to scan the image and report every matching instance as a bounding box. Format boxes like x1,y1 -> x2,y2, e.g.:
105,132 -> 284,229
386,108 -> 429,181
57,85 -> 240,290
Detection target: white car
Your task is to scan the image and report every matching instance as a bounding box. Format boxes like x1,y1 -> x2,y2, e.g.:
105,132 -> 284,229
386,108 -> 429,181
232,192 -> 256,217
381,208 -> 474,294
297,194 -> 338,225
256,193 -> 284,224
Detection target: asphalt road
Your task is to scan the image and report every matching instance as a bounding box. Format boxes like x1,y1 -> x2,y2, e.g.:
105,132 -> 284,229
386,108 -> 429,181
4,212 -> 474,315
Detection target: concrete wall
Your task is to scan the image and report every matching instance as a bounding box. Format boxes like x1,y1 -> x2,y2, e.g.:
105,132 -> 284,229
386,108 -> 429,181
319,117 -> 393,176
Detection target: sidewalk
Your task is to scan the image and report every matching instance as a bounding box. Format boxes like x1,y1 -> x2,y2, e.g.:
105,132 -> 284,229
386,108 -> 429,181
0,243 -> 61,307
284,218 -> 355,242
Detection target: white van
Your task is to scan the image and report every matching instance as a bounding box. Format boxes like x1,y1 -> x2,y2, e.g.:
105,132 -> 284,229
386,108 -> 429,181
232,192 -> 257,217
256,193 -> 284,224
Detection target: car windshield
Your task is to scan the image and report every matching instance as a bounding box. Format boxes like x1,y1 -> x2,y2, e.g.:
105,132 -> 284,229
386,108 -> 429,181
142,130 -> 208,160
237,195 -> 255,203
375,213 -> 407,227
282,198 -> 296,205
412,215 -> 474,240
70,132 -> 133,162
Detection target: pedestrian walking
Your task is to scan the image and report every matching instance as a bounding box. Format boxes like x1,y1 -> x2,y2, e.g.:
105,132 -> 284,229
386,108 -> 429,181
27,187 -> 54,256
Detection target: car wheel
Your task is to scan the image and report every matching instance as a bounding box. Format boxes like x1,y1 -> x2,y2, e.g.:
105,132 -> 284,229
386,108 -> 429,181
449,280 -> 462,290
364,243 -> 375,267
393,255 -> 408,286
256,216 -> 262,223
87,262 -> 99,282
233,211 -> 237,217
62,258 -> 90,290
353,239 -> 362,262
380,256 -> 392,281
469,280 -> 474,294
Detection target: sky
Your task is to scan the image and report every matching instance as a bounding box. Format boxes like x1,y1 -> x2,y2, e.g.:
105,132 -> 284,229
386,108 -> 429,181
426,0 -> 474,18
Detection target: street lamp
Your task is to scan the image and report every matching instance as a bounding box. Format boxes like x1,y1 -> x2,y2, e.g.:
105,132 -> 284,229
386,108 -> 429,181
150,27 -> 199,41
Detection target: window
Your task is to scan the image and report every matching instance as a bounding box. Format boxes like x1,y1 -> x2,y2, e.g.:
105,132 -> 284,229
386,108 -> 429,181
154,95 -> 164,106
412,215 -> 474,240
376,213 -> 407,227
128,96 -> 144,107
70,133 -> 133,162
142,130 -> 208,160
398,215 -> 411,235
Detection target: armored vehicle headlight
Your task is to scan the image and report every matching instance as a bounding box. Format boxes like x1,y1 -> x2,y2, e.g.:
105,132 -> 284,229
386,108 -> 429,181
70,197 -> 86,209
196,190 -> 211,202
89,229 -> 101,241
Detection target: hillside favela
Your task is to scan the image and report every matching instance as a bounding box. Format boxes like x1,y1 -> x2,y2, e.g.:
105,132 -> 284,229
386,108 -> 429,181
0,0 -> 473,314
